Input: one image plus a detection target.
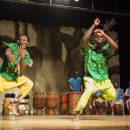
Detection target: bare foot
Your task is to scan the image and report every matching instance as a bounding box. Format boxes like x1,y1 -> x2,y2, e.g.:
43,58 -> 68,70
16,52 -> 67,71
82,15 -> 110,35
111,112 -> 114,116
13,99 -> 19,104
74,117 -> 80,123
10,103 -> 19,116
74,112 -> 80,123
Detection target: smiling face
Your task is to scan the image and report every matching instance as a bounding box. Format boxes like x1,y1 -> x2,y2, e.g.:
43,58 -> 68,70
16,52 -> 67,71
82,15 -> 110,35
17,35 -> 29,49
96,36 -> 105,44
93,35 -> 106,51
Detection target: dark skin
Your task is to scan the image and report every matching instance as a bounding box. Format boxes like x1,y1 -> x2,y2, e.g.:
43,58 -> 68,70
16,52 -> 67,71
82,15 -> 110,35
5,35 -> 29,76
4,35 -> 29,115
125,82 -> 130,97
74,18 -> 118,122
82,18 -> 118,52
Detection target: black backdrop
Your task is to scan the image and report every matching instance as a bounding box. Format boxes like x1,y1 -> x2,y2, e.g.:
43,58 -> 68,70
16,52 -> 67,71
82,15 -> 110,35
118,17 -> 130,89
0,0 -> 130,89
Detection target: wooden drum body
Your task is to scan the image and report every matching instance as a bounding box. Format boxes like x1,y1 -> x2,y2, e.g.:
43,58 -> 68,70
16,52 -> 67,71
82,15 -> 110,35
94,99 -> 106,115
2,98 -> 11,116
68,92 -> 82,115
33,92 -> 46,115
128,99 -> 130,114
46,92 -> 59,115
59,93 -> 68,115
113,101 -> 123,115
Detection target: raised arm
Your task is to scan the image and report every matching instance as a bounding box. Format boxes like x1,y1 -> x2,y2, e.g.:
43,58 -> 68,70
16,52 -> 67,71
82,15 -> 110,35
94,29 -> 118,51
83,18 -> 100,48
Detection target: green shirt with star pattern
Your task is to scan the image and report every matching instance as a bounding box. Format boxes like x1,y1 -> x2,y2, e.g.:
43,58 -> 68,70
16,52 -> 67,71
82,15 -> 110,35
0,43 -> 31,81
81,42 -> 116,82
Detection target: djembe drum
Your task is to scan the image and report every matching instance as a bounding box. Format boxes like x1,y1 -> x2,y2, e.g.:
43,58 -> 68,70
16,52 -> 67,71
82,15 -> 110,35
128,99 -> 130,114
68,92 -> 82,115
94,99 -> 107,115
113,101 -> 123,115
59,93 -> 68,115
33,92 -> 46,115
2,98 -> 10,116
3,93 -> 15,116
18,95 -> 30,115
46,92 -> 59,115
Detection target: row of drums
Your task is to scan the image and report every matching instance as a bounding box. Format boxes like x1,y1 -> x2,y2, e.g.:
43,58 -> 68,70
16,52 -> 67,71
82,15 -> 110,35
33,92 -> 82,115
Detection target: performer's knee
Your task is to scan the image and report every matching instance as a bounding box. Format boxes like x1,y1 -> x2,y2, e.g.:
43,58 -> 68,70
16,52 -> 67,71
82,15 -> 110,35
0,89 -> 4,94
27,80 -> 33,88
0,87 -> 5,94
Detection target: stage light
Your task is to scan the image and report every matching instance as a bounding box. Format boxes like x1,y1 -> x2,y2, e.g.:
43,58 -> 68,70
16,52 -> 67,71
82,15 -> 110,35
74,0 -> 79,2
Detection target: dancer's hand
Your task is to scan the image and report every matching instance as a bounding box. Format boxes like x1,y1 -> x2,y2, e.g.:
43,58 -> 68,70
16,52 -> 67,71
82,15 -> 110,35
18,46 -> 26,59
14,64 -> 20,77
94,29 -> 105,37
94,18 -> 100,26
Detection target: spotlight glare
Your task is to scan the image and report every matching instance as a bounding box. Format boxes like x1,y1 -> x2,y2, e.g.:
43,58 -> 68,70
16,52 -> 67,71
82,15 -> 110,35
75,0 -> 79,2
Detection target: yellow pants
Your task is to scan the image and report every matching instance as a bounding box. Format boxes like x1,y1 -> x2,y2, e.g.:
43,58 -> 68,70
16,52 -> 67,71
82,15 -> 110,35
75,76 -> 116,113
0,75 -> 33,101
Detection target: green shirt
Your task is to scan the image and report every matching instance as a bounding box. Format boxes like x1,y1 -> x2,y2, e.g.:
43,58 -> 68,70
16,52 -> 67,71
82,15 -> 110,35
81,43 -> 115,82
0,43 -> 30,81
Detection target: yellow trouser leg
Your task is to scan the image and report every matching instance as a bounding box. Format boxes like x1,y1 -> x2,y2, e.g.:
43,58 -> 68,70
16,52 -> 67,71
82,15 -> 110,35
75,77 -> 116,113
0,75 -> 33,102
99,80 -> 116,101
101,88 -> 116,101
18,80 -> 33,101
75,77 -> 94,113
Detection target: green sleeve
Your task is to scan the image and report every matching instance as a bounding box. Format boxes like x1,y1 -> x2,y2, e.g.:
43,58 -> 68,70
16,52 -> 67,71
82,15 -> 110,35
102,43 -> 118,58
80,43 -> 94,55
3,43 -> 17,52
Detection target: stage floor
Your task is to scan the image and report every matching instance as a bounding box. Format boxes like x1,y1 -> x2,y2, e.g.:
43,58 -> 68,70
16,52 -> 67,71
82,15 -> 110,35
0,115 -> 130,130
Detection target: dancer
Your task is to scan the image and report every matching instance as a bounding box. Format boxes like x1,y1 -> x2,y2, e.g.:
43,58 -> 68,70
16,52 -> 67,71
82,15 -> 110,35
0,34 -> 33,115
74,18 -> 118,122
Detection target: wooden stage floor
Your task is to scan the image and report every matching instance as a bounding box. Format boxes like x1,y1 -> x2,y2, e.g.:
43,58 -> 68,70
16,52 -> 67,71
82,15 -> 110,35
0,115 -> 130,130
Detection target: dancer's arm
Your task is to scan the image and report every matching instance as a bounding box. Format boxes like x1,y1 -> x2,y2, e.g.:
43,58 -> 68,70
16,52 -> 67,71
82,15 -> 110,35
80,84 -> 83,92
121,90 -> 125,99
69,85 -> 74,91
94,29 -> 118,51
5,46 -> 28,76
18,46 -> 27,72
125,89 -> 130,97
83,18 -> 100,48
5,48 -> 19,66
5,48 -> 20,76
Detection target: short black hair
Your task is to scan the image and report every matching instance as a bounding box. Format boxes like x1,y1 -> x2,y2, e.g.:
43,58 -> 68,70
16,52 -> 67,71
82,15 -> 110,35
73,71 -> 78,74
17,34 -> 30,42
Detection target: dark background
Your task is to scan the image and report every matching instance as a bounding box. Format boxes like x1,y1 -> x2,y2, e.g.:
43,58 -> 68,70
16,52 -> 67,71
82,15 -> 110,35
0,0 -> 130,89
